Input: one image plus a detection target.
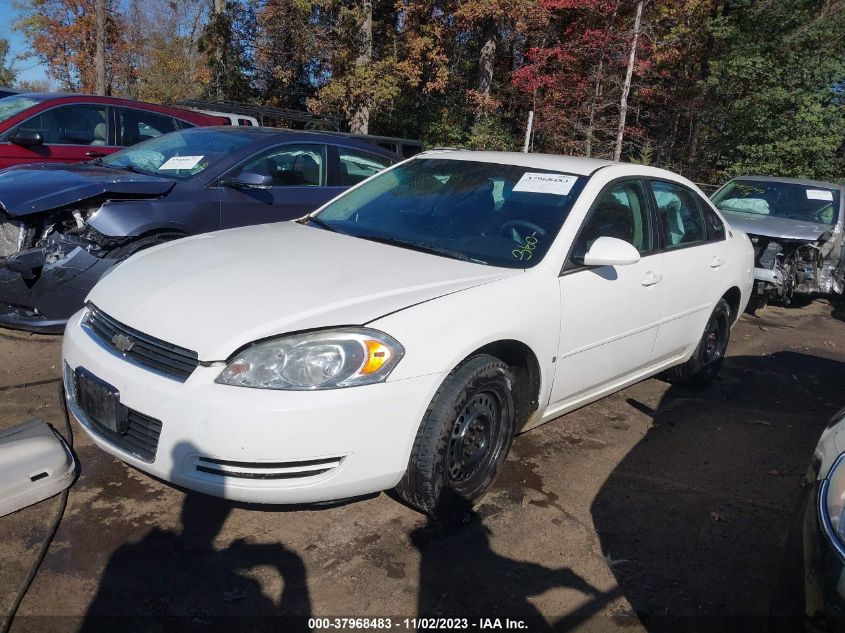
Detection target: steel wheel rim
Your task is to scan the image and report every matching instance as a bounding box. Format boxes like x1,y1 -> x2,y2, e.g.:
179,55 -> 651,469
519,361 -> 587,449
446,390 -> 504,490
703,311 -> 728,366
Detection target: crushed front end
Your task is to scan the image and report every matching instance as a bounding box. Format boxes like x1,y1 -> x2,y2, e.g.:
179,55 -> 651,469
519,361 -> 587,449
748,223 -> 844,307
0,205 -> 125,333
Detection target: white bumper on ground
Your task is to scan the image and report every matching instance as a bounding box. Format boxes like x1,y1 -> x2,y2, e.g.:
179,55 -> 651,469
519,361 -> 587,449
62,310 -> 444,504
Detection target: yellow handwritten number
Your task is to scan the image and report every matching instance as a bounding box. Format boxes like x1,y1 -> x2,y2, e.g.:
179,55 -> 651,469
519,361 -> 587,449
512,235 -> 538,261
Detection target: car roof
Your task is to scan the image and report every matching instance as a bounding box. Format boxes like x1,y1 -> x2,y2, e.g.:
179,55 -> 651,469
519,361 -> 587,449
190,126 -> 400,159
413,150 -> 617,176
10,92 -> 222,121
727,175 -> 843,191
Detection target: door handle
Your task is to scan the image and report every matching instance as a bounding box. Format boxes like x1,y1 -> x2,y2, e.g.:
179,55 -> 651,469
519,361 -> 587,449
85,151 -> 107,158
642,272 -> 663,287
710,257 -> 725,268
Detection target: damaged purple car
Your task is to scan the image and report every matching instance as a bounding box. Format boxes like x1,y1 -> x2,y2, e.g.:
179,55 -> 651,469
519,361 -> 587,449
0,126 -> 397,332
711,176 -> 844,312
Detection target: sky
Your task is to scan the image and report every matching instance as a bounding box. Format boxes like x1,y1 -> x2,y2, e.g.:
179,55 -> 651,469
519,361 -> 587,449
0,0 -> 51,86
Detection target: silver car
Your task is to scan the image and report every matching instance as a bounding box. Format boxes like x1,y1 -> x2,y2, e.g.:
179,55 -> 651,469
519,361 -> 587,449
711,176 -> 844,312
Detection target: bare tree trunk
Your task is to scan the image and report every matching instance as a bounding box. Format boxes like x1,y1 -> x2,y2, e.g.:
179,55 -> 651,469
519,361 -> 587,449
211,0 -> 226,100
349,0 -> 372,134
477,21 -> 496,96
613,0 -> 643,162
95,0 -> 107,95
585,59 -> 603,158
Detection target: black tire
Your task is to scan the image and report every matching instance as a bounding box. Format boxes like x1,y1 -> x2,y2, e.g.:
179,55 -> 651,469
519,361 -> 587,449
745,294 -> 768,315
665,298 -> 732,388
395,354 -> 516,516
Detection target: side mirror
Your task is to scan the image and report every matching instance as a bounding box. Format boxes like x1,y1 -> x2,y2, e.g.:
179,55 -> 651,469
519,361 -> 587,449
8,129 -> 43,147
582,236 -> 641,267
223,171 -> 273,190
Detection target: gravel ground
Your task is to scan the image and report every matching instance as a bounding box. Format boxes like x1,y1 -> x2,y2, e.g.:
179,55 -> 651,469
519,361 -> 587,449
0,298 -> 843,632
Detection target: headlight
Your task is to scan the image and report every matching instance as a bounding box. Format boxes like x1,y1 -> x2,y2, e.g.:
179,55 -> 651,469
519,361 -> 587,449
215,327 -> 404,390
820,453 -> 845,559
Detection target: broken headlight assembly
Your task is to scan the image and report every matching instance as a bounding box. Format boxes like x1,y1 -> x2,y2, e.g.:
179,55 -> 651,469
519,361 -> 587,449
215,328 -> 404,390
820,452 -> 845,560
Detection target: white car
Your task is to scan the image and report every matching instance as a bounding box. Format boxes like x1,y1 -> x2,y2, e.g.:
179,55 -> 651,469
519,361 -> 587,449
61,151 -> 754,514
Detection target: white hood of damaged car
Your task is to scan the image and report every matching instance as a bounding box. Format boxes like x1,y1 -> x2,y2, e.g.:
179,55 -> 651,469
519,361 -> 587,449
87,222 -> 520,360
721,210 -> 834,241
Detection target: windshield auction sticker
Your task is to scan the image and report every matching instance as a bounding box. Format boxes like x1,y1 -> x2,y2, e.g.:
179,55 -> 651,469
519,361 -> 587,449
512,172 -> 578,196
806,189 -> 834,201
158,155 -> 205,170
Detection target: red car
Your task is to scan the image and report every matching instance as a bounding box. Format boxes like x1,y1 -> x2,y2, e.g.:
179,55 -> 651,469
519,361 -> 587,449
0,93 -> 227,169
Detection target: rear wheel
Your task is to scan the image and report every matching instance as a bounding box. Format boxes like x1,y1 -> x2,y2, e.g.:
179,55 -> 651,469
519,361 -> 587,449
395,354 -> 515,516
745,294 -> 768,315
665,298 -> 732,387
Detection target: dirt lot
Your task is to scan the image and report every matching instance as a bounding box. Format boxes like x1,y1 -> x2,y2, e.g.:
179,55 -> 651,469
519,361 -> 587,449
1,299 -> 843,632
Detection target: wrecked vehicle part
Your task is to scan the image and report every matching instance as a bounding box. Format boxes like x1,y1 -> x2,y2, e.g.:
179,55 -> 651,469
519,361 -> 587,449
745,229 -> 845,305
0,209 -> 126,332
711,176 -> 844,309
0,195 -> 210,333
0,162 -> 175,217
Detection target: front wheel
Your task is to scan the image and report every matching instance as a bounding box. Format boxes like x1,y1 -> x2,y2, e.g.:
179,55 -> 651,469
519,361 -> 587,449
395,354 -> 516,516
665,298 -> 732,387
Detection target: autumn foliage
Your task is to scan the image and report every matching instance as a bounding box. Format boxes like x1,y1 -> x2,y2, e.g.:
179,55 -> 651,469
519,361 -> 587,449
10,0 -> 845,182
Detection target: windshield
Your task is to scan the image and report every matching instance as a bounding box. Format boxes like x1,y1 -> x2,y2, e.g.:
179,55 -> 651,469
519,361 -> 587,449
712,179 -> 840,225
312,158 -> 586,268
101,128 -> 254,179
0,96 -> 40,123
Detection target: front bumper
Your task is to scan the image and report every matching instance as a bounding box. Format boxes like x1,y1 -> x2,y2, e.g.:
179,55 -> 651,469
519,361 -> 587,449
62,310 -> 444,504
0,247 -> 117,333
801,477 -> 845,631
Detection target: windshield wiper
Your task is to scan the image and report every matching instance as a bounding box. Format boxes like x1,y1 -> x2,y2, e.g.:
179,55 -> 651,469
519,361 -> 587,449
120,164 -> 149,175
354,234 -> 483,263
94,160 -> 145,174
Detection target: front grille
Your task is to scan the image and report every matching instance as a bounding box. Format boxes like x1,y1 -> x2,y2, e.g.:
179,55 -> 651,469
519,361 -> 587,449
84,305 -> 199,382
90,409 -> 162,462
65,361 -> 163,462
195,456 -> 343,480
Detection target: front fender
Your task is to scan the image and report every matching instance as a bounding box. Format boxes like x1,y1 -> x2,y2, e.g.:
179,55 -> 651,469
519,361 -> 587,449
371,266 -> 560,419
86,196 -> 217,238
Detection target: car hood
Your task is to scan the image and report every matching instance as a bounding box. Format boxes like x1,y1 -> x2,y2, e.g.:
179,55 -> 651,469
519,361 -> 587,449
0,163 -> 175,217
720,210 -> 833,241
87,222 -> 521,360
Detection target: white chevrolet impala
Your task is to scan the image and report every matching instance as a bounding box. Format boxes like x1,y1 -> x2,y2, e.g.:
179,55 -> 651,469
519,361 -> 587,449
62,151 -> 753,514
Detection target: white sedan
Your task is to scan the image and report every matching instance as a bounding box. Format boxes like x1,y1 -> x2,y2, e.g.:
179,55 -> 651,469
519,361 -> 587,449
61,151 -> 754,514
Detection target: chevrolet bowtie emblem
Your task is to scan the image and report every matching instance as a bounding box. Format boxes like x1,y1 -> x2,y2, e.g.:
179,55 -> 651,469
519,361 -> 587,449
111,333 -> 135,354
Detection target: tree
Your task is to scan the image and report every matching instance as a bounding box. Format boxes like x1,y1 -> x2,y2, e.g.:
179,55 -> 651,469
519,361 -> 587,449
199,0 -> 253,101
94,0 -> 106,94
699,0 -> 845,181
0,39 -> 16,86
14,0 -> 127,92
253,0 -> 329,109
513,0 -> 632,157
614,0 -> 643,160
308,0 -> 404,132
349,0 -> 372,133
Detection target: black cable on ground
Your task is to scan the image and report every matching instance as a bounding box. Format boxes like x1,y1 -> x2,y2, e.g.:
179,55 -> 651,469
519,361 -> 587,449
0,385 -> 75,633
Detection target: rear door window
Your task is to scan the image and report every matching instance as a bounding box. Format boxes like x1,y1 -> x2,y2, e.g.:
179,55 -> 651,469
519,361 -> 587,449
338,148 -> 392,186
649,180 -> 707,249
118,108 -> 181,146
